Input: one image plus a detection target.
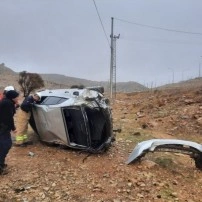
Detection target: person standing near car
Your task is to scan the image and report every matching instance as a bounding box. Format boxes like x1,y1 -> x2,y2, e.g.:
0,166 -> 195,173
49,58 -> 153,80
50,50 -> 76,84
15,93 -> 41,146
0,90 -> 19,175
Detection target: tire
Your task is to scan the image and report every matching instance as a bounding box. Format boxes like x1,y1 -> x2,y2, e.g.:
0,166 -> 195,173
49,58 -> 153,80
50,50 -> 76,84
194,155 -> 202,170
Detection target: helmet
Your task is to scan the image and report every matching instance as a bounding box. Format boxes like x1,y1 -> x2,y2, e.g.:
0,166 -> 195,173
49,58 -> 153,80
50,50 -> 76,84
4,85 -> 15,91
34,93 -> 41,101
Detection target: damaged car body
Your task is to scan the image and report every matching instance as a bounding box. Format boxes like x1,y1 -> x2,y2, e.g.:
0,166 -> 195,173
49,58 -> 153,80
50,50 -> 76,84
29,87 -> 113,153
127,139 -> 202,170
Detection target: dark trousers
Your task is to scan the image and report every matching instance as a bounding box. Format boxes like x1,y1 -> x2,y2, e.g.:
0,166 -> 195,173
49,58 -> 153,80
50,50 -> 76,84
0,131 -> 12,166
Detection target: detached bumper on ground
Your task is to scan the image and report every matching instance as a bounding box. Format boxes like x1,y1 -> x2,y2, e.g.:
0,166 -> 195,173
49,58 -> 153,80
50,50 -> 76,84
127,139 -> 202,170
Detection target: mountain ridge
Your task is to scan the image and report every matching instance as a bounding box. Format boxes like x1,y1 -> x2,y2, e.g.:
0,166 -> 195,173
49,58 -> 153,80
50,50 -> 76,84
1,63 -> 201,92
0,64 -> 148,92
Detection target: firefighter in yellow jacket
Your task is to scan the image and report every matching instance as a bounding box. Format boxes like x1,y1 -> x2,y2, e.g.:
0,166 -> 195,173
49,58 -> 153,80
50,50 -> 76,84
15,93 -> 41,146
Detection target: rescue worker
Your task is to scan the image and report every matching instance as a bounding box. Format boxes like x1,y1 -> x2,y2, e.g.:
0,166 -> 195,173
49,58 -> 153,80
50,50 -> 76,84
15,93 -> 41,146
0,90 -> 19,175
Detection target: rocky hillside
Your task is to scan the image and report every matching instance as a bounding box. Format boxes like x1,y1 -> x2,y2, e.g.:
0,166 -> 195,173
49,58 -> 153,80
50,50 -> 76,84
157,77 -> 202,90
0,63 -> 16,75
0,63 -> 19,91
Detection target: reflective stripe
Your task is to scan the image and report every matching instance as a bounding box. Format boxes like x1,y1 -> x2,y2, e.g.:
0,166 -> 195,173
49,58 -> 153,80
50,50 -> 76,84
23,135 -> 28,140
16,136 -> 24,141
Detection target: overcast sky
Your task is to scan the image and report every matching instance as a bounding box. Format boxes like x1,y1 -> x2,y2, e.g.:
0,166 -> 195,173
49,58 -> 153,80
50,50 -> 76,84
1,0 -> 202,86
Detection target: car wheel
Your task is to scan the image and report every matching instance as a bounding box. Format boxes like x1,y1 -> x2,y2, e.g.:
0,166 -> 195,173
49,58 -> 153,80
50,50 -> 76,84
194,155 -> 202,170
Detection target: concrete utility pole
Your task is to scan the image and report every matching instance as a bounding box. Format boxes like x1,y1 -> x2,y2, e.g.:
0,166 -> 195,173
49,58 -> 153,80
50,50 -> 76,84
110,17 -> 120,100
110,17 -> 114,100
112,34 -> 120,99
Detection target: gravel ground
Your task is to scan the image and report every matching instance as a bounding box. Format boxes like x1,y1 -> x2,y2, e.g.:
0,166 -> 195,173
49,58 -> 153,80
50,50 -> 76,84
1,86 -> 202,202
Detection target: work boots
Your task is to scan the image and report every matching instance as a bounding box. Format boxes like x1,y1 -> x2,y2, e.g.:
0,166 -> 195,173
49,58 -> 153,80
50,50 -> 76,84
0,164 -> 8,175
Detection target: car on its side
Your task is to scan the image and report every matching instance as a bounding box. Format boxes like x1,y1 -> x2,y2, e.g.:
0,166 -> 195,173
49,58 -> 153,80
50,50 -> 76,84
30,87 -> 113,153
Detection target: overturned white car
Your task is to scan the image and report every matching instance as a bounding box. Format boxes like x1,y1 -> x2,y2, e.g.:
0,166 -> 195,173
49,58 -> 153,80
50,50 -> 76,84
30,87 -> 113,153
127,139 -> 202,170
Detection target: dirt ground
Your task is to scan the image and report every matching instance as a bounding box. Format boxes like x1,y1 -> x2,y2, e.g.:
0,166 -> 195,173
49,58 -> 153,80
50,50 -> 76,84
1,85 -> 202,202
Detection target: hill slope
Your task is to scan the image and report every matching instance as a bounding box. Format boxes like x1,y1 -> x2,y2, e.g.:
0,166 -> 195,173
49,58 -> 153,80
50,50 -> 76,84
0,63 -> 16,75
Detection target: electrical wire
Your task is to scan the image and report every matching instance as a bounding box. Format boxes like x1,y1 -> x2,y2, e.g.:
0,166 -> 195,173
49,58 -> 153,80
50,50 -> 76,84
92,0 -> 110,47
114,17 -> 202,36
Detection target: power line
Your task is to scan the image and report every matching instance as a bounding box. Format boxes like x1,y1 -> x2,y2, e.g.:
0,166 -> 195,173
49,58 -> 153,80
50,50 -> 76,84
92,0 -> 110,47
114,17 -> 202,36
